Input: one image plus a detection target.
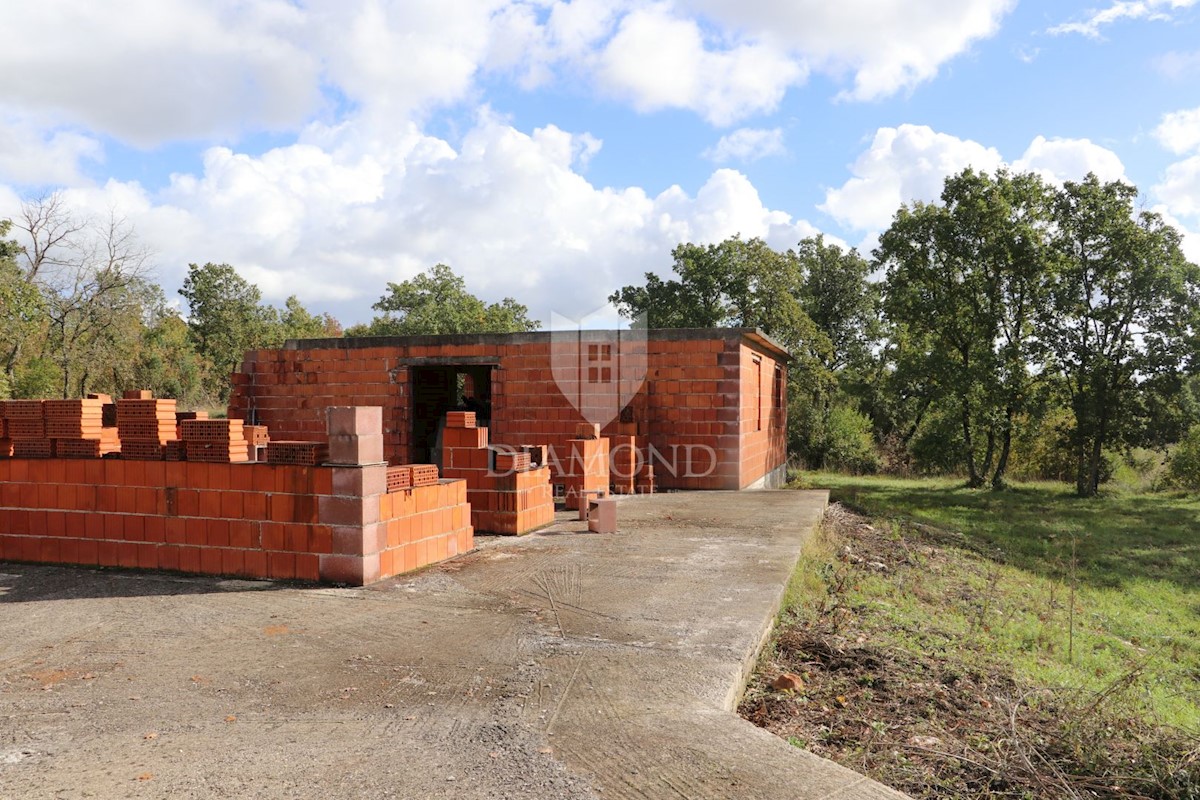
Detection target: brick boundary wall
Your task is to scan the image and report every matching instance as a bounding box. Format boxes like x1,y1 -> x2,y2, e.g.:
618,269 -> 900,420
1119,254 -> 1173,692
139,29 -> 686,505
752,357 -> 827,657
0,407 -> 471,586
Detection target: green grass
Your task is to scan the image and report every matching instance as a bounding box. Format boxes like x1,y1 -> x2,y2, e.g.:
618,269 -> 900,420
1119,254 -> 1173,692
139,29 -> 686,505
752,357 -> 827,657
796,473 -> 1200,732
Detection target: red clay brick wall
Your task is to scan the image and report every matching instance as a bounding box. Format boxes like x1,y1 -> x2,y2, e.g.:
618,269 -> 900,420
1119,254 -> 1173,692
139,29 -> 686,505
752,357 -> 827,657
229,347 -> 407,455
0,459 -> 332,581
378,480 -> 472,579
229,330 -> 789,492
639,337 -> 740,489
738,344 -> 788,488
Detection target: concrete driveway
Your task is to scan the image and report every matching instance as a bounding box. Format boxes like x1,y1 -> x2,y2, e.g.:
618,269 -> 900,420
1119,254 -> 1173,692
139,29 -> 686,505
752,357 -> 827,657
0,490 -> 906,799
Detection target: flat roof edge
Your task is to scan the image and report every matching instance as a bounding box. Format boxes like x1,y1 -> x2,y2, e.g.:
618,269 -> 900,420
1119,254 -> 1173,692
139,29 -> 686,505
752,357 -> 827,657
279,327 -> 790,359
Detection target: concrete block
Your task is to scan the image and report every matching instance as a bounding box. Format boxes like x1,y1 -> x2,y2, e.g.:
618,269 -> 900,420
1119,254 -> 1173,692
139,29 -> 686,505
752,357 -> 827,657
331,464 -> 388,497
328,433 -> 385,465
319,495 -> 380,527
588,498 -> 618,533
326,406 -> 383,437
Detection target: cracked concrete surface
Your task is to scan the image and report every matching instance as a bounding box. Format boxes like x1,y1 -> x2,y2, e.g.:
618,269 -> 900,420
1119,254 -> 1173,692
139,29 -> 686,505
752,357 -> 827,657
0,489 -> 907,799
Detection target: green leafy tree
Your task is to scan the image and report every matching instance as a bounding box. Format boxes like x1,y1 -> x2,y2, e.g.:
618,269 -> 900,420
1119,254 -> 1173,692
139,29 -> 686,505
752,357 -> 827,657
349,264 -> 538,336
0,220 -> 44,396
610,236 -> 839,465
130,296 -> 207,407
1039,174 -> 1200,497
279,295 -> 342,341
1167,423 -> 1200,490
7,195 -> 156,398
179,262 -> 279,401
791,236 -> 880,468
796,236 -> 879,373
877,169 -> 1052,488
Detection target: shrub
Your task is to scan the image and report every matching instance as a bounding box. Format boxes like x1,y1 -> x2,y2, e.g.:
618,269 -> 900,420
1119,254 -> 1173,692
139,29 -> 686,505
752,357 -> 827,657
1167,424 -> 1200,491
822,406 -> 880,475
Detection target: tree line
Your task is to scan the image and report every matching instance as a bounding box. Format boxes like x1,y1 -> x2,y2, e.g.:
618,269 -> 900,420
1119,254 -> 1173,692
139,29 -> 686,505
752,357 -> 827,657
4,172 -> 1199,496
0,196 -> 535,410
611,170 -> 1200,497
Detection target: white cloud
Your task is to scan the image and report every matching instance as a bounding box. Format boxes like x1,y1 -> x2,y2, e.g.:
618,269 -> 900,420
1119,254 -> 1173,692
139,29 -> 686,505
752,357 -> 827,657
0,0 -> 322,147
1152,204 -> 1200,263
821,126 -> 1129,233
595,6 -> 806,125
0,0 -> 1022,153
819,125 -> 1003,231
1154,107 -> 1200,155
308,0 -> 513,124
490,0 -> 1016,122
13,111 -> 825,326
1049,0 -> 1199,38
1154,155 -> 1200,219
702,128 -> 785,163
0,110 -> 103,186
1154,49 -> 1200,79
680,0 -> 1017,101
1013,136 -> 1127,184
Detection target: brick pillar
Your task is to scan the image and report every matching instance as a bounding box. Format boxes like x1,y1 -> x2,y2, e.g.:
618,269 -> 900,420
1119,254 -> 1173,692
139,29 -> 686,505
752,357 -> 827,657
318,406 -> 387,585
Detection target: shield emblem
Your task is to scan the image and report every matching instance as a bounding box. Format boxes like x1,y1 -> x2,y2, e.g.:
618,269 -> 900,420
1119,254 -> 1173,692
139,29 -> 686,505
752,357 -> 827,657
550,310 -> 648,428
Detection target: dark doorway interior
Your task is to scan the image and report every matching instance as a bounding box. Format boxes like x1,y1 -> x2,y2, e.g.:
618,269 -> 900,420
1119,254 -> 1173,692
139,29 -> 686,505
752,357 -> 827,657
410,365 -> 494,465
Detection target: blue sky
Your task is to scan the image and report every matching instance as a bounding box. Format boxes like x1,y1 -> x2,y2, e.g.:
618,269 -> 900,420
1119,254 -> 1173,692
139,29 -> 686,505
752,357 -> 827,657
1,0 -> 1198,327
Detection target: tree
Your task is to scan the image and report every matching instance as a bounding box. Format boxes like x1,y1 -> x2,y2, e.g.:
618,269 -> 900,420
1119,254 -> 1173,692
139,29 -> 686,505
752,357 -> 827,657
609,236 -> 827,355
179,262 -> 278,401
8,195 -> 156,398
610,236 -> 843,465
796,236 -> 879,374
790,237 -> 882,469
876,169 -> 1052,488
0,220 -> 44,396
1039,174 -> 1200,497
349,264 -> 538,336
131,303 -> 207,407
279,295 -> 341,341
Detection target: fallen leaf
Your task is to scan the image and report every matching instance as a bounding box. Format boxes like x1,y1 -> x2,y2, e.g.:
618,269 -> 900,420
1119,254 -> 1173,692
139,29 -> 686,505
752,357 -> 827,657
224,715 -> 237,723
136,773 -> 154,782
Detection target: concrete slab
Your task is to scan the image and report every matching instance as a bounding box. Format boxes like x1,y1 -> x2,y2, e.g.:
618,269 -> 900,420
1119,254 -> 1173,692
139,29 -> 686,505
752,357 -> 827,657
0,490 -> 908,799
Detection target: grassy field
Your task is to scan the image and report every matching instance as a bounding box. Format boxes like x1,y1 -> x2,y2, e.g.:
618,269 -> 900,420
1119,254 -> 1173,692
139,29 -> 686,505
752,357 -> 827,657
811,473 -> 1200,727
742,474 -> 1200,797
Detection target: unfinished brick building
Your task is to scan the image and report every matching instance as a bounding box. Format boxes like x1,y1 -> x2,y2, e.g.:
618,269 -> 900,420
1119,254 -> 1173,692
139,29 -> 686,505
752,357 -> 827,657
228,327 -> 789,492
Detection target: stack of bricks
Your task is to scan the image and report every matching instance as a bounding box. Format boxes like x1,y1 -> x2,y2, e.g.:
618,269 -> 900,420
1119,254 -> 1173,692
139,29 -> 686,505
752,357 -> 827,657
45,398 -> 119,459
0,402 -> 7,457
2,400 -> 49,458
117,392 -> 178,460
266,440 -> 328,466
563,422 -> 610,510
439,411 -> 554,535
180,419 -> 249,463
175,410 -> 208,438
319,406 -> 471,584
